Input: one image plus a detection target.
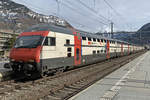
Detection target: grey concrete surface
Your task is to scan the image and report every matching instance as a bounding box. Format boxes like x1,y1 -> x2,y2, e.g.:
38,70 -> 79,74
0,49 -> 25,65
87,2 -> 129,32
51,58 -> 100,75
69,51 -> 150,100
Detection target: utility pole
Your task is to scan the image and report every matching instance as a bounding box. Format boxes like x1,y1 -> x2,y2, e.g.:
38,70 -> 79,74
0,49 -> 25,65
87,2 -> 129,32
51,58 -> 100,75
110,22 -> 114,38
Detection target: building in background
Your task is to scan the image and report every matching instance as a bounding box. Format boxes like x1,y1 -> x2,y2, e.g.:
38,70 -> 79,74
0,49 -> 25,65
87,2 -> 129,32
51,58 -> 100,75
0,29 -> 19,58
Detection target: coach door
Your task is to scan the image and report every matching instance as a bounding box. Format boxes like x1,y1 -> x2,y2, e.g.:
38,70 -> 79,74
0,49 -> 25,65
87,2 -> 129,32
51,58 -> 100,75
106,40 -> 110,59
74,32 -> 81,66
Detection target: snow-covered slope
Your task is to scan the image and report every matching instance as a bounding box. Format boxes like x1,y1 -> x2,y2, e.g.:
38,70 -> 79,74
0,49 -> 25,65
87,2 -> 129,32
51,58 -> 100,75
0,0 -> 72,33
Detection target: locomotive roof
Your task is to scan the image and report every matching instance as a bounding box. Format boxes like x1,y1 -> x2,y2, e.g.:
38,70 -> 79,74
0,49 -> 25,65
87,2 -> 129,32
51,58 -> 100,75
24,24 -> 73,34
24,24 -> 131,44
24,24 -> 111,38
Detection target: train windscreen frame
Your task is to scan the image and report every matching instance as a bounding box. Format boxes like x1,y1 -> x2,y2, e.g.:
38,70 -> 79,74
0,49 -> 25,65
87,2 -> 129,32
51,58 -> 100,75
14,35 -> 44,48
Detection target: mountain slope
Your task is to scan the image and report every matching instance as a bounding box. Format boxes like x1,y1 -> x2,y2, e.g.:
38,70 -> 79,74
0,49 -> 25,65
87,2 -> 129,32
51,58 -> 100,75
0,0 -> 73,33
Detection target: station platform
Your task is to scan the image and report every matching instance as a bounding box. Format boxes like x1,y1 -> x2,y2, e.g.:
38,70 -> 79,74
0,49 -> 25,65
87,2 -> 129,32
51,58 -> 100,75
69,51 -> 150,100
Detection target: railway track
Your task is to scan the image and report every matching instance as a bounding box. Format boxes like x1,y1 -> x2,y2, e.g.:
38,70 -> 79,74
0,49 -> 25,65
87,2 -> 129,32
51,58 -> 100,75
0,51 -> 146,100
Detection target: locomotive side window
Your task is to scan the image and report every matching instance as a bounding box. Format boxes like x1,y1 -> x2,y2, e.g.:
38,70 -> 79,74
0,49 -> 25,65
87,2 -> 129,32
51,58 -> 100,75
44,37 -> 49,45
44,37 -> 56,46
50,37 -> 56,46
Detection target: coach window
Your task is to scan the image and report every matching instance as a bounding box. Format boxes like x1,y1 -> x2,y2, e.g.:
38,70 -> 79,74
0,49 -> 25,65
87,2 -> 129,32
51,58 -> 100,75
88,37 -> 92,41
101,39 -> 103,43
67,53 -> 71,57
44,37 -> 56,46
66,39 -> 70,45
97,50 -> 100,54
82,37 -> 86,40
97,39 -> 100,42
67,47 -> 72,52
93,38 -> 96,42
104,40 -> 106,43
93,50 -> 96,54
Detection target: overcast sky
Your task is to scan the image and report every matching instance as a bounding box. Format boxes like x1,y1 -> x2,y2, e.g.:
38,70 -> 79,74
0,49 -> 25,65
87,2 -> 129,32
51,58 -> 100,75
12,0 -> 150,32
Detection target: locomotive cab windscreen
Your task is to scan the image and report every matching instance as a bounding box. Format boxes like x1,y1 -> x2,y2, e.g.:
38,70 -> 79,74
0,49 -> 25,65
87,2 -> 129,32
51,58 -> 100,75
14,35 -> 43,48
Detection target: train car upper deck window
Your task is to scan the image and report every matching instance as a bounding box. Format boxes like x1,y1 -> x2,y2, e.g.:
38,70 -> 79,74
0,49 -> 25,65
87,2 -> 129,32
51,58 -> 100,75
93,38 -> 96,42
44,37 -> 56,46
82,37 -> 86,40
88,37 -> 92,41
66,39 -> 70,45
110,41 -> 112,44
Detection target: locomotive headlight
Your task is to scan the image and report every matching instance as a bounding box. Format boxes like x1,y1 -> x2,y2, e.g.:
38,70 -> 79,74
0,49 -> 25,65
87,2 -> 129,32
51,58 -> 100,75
28,59 -> 34,62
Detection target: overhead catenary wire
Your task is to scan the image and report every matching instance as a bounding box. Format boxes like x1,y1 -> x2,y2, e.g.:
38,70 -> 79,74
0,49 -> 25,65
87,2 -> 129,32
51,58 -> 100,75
16,0 -> 112,32
103,0 -> 121,17
62,0 -> 109,25
76,0 -> 112,23
103,0 -> 131,31
19,0 -> 96,32
20,0 -> 108,26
